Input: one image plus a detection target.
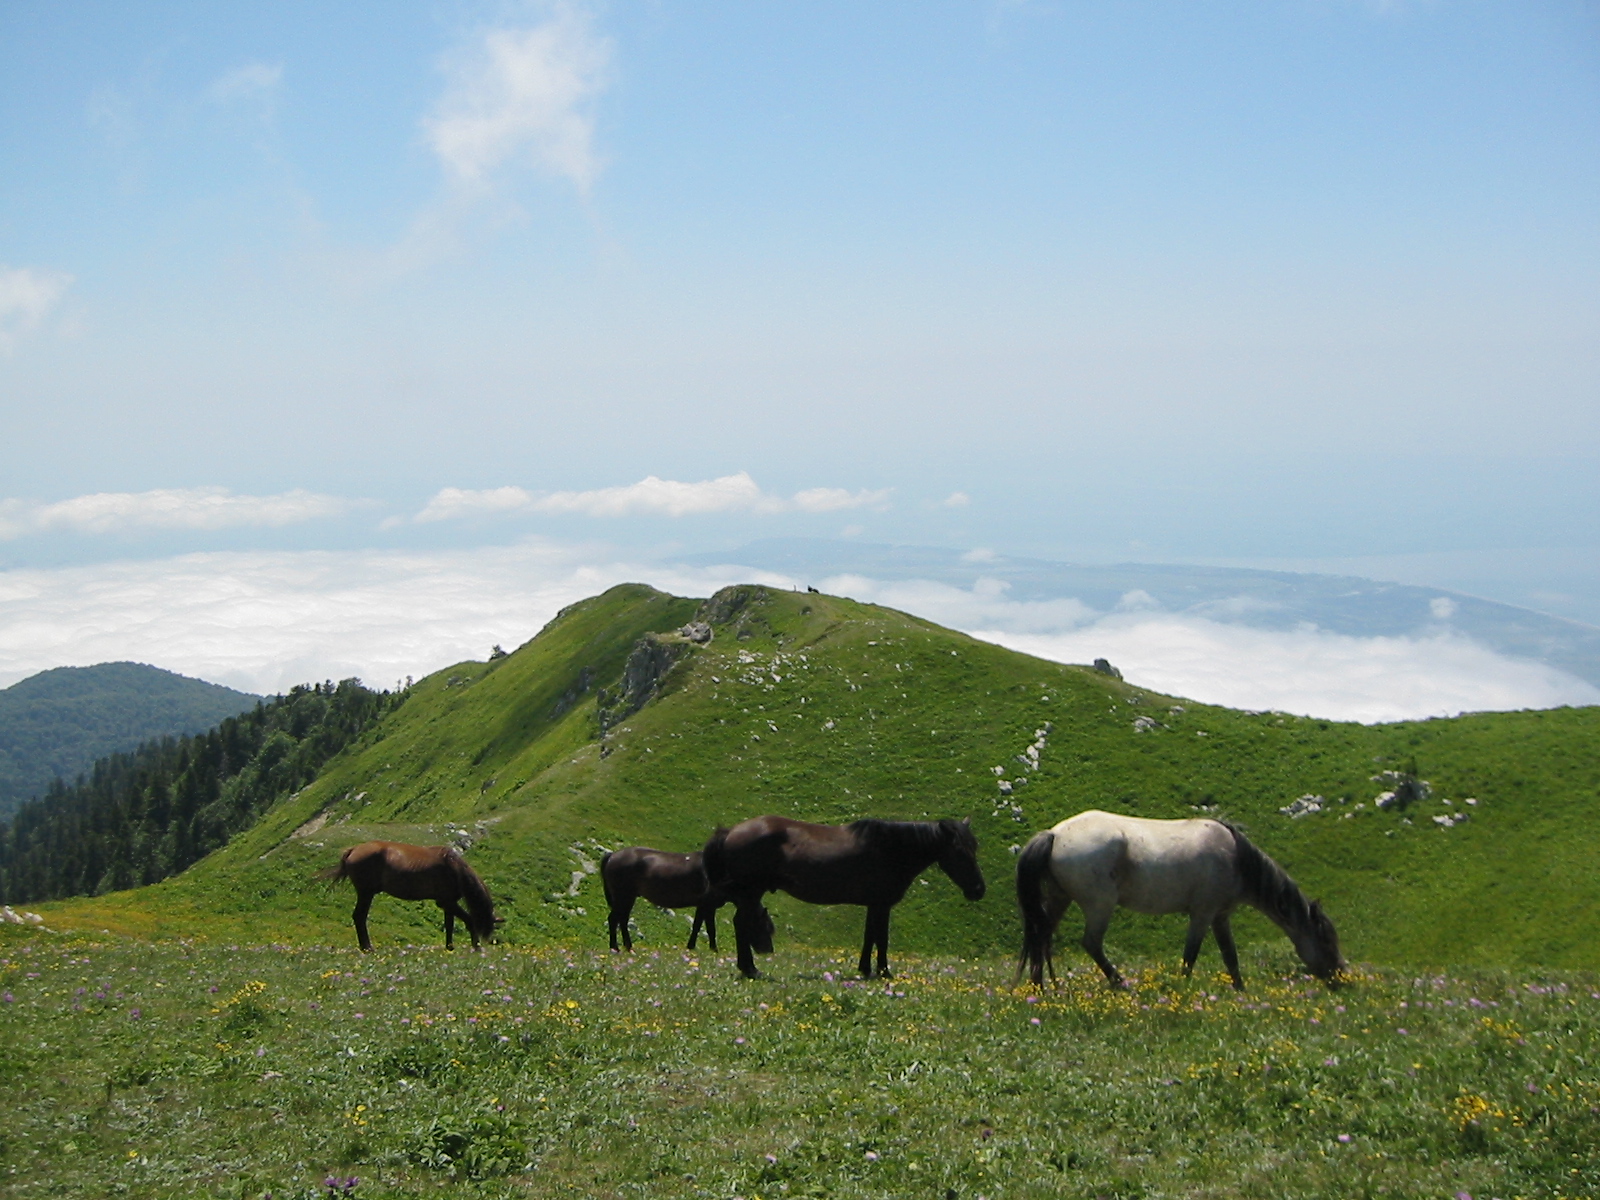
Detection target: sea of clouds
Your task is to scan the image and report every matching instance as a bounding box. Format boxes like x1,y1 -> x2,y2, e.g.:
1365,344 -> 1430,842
0,542 -> 1594,723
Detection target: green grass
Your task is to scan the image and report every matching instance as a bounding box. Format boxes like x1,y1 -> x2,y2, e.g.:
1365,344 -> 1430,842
2,927 -> 1596,1198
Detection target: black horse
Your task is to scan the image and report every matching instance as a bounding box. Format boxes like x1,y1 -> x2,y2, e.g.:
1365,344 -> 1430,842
702,815 -> 985,978
599,846 -> 773,954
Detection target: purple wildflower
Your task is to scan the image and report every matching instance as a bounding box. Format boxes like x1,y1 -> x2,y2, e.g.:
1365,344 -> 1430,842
1337,1134 -> 1351,1144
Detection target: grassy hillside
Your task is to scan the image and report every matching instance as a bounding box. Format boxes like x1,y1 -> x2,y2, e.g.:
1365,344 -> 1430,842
37,583 -> 1600,972
0,662 -> 259,818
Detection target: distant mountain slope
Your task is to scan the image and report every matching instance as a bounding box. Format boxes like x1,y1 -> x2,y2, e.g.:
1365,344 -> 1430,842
38,583 -> 1600,972
0,663 -> 260,818
679,538 -> 1600,687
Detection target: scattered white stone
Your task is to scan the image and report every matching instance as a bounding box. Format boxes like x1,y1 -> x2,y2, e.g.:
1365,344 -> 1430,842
998,780 -> 1013,795
1374,791 -> 1398,809
1279,795 -> 1326,819
1133,716 -> 1158,733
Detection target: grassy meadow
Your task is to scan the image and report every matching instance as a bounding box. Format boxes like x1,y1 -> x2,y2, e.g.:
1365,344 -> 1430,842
2,926 -> 1596,1199
8,582 -> 1600,1197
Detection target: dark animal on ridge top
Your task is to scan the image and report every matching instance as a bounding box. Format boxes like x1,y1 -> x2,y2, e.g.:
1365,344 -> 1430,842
702,815 -> 986,979
1015,810 -> 1345,990
318,841 -> 501,951
599,846 -> 774,955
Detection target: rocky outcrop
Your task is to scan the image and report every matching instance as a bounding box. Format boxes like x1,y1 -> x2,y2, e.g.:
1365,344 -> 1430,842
1092,658 -> 1123,679
697,585 -> 771,641
597,635 -> 690,733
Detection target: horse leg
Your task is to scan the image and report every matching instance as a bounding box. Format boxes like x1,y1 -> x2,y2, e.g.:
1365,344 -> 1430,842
440,902 -> 455,950
733,899 -> 763,978
353,891 -> 373,952
1182,911 -> 1211,978
870,908 -> 896,979
611,896 -> 636,953
1212,913 -> 1245,990
1078,901 -> 1124,988
690,905 -> 717,954
450,901 -> 481,950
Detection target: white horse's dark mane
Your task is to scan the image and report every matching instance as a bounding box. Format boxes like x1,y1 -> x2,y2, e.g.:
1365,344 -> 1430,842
1221,822 -> 1335,958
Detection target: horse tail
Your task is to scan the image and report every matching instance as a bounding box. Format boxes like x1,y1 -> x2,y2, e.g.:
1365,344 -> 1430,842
314,847 -> 352,887
599,851 -> 616,911
1014,830 -> 1056,986
701,827 -> 731,889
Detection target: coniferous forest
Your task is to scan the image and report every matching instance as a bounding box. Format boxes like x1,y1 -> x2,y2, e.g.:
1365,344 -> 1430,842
0,679 -> 400,904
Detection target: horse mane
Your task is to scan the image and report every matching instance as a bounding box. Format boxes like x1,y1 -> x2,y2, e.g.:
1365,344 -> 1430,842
849,818 -> 953,857
1222,822 -> 1339,965
446,849 -> 496,928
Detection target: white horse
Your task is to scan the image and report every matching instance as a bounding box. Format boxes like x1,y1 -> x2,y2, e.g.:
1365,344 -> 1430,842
1015,810 -> 1344,989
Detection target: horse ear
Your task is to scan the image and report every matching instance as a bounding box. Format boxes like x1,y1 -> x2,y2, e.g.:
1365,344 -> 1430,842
962,817 -> 971,828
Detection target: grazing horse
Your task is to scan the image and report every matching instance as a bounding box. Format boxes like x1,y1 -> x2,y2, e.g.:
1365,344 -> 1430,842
1015,810 -> 1344,990
599,847 -> 774,954
318,842 -> 499,951
703,815 -> 986,979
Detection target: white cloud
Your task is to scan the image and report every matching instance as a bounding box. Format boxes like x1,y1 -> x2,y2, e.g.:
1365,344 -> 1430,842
413,473 -> 891,521
942,491 -> 971,508
976,618 -> 1599,724
415,485 -> 536,523
1430,596 -> 1458,620
0,543 -> 793,695
0,487 -> 351,540
791,486 -> 892,514
534,472 -> 772,517
424,9 -> 611,195
0,265 -> 72,353
208,62 -> 283,104
0,551 -> 1593,722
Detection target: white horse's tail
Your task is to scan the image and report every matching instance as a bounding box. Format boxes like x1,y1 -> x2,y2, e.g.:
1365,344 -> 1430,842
1014,830 -> 1057,986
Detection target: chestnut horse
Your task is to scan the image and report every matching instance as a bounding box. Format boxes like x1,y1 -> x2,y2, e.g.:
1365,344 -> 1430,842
599,847 -> 773,954
1015,810 -> 1344,990
703,816 -> 986,979
319,841 -> 499,951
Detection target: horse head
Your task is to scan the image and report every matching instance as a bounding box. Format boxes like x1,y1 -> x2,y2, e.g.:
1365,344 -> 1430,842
1293,899 -> 1345,983
937,818 -> 986,901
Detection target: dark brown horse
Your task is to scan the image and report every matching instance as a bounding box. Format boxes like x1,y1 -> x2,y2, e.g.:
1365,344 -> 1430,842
599,847 -> 774,954
318,842 -> 499,951
702,816 -> 986,979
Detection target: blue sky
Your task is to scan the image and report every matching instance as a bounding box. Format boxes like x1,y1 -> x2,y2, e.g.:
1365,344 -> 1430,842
1,1 -> 1597,714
